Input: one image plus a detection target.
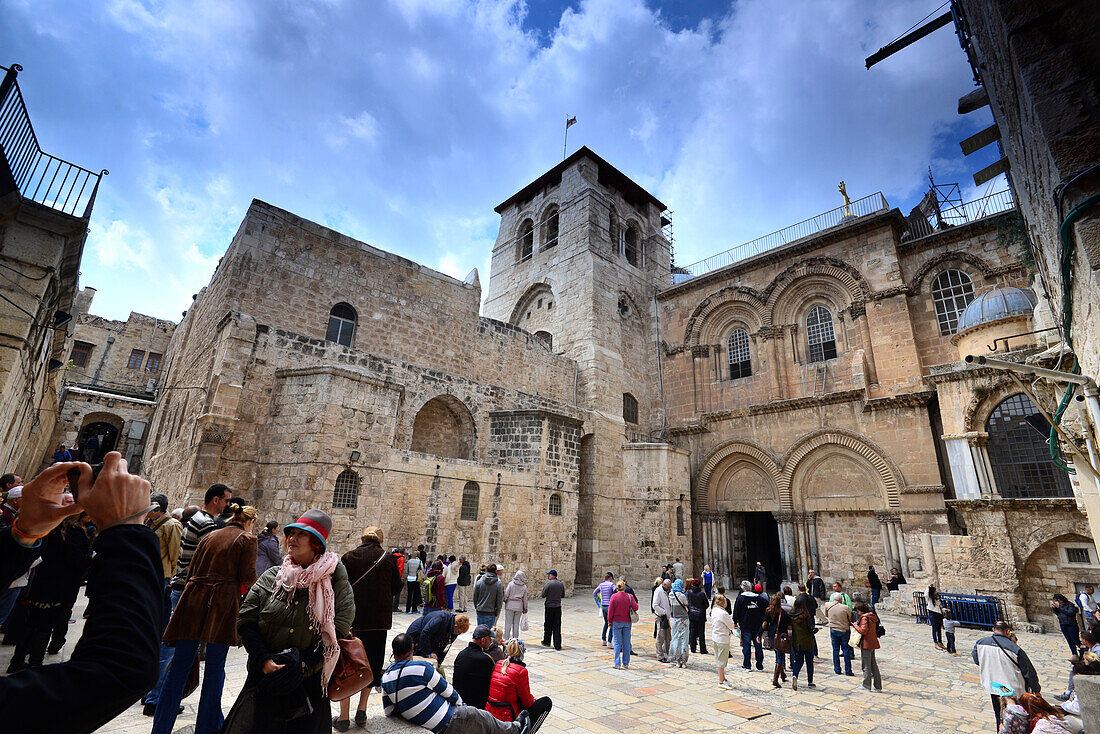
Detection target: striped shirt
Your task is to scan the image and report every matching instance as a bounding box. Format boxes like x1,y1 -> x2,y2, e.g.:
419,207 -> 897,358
170,509 -> 216,591
381,659 -> 458,733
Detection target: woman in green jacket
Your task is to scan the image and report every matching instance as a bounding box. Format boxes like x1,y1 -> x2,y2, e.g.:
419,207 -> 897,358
224,510 -> 355,734
789,594 -> 817,691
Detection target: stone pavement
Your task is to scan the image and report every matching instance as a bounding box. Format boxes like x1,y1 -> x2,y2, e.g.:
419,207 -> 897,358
0,587 -> 1079,733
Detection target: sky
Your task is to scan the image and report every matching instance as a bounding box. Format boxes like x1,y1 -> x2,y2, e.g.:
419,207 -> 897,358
1,0 -> 1003,322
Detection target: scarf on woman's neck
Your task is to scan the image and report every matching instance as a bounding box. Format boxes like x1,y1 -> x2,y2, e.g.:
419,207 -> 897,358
274,551 -> 340,688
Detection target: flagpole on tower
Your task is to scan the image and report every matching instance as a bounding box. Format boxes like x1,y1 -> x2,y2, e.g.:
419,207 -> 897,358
563,115 -> 577,159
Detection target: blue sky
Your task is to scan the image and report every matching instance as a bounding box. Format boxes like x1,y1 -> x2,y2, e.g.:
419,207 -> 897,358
2,0 -> 1001,321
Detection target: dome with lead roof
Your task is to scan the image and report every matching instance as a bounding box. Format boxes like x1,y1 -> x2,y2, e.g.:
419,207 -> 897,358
956,286 -> 1035,333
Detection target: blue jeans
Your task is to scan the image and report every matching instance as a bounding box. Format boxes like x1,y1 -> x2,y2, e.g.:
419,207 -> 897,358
152,638 -> 229,734
871,588 -> 880,606
830,629 -> 853,674
0,585 -> 20,626
741,630 -> 763,669
600,605 -> 610,643
476,612 -> 497,629
445,584 -> 456,609
611,621 -> 632,666
144,587 -> 182,705
791,648 -> 814,683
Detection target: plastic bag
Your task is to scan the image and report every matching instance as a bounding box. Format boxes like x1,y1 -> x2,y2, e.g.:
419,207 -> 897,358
520,613 -> 529,631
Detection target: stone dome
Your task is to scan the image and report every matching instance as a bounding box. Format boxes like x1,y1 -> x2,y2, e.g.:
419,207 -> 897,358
957,286 -> 1035,333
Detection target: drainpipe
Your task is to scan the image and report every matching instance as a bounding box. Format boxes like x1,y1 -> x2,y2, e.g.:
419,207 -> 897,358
91,335 -> 114,386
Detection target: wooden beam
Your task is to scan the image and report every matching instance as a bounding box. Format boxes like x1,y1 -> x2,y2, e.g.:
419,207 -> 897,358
973,158 -> 1010,186
960,124 -> 1001,156
958,87 -> 990,114
866,12 -> 953,69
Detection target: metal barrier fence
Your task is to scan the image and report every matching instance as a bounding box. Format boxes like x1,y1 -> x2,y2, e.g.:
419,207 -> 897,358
672,192 -> 890,284
0,63 -> 105,219
913,591 -> 1007,630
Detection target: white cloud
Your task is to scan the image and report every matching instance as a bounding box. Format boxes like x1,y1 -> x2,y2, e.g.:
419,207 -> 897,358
3,0 -> 990,320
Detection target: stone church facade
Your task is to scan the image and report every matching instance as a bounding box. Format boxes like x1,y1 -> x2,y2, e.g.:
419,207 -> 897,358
142,148 -> 1094,622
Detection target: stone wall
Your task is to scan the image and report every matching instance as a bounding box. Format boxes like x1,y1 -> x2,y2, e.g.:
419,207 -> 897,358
0,196 -> 88,476
814,511 -> 887,585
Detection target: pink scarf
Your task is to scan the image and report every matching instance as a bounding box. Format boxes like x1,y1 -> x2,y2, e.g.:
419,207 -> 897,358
274,551 -> 340,688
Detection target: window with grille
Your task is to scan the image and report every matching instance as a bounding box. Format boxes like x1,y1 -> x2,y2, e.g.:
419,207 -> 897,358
676,506 -> 685,536
548,493 -> 563,516
543,206 -> 559,249
461,481 -> 479,520
518,219 -> 534,262
932,269 -> 975,335
727,329 -> 752,379
333,469 -> 361,509
623,393 -> 638,424
986,393 -> 1073,498
806,306 -> 837,362
127,349 -> 145,369
1066,547 -> 1092,565
624,225 -> 639,267
326,303 -> 357,347
146,353 -> 163,373
71,341 -> 93,368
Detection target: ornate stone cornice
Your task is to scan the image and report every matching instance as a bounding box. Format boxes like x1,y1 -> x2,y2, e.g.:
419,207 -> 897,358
901,484 -> 947,495
875,510 -> 902,522
196,413 -> 234,446
947,498 -> 1082,512
847,302 -> 867,319
668,423 -> 710,436
755,325 -> 786,341
862,391 -> 935,412
702,389 -> 865,423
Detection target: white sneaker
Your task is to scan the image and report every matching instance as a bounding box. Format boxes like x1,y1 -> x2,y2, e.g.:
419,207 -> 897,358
718,681 -> 733,690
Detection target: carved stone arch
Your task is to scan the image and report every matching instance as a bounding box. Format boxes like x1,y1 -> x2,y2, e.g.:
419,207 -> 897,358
616,290 -> 643,320
780,428 -> 904,509
409,393 -> 477,460
909,251 -> 997,294
1017,527 -> 1093,570
507,281 -> 556,326
963,377 -> 1020,432
683,286 -> 766,347
694,439 -> 782,512
763,257 -> 870,326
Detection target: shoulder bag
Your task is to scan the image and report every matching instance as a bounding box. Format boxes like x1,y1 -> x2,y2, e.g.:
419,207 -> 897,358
849,624 -> 864,650
329,551 -> 388,701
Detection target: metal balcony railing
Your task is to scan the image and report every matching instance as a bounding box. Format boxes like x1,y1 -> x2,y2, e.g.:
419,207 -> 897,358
0,63 -> 106,219
672,192 -> 890,284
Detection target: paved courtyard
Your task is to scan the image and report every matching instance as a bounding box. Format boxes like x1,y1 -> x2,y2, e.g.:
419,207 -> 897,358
0,587 -> 1077,733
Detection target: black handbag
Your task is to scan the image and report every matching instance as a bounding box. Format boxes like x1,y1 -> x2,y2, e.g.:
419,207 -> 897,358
876,622 -> 886,637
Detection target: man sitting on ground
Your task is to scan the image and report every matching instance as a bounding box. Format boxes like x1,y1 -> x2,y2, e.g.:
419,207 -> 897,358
452,624 -> 497,709
382,633 -> 529,733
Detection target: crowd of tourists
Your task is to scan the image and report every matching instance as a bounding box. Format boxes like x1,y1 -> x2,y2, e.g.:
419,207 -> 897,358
0,460 -> 1093,733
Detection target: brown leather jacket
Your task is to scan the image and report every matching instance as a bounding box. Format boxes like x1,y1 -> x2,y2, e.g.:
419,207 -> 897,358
164,525 -> 257,646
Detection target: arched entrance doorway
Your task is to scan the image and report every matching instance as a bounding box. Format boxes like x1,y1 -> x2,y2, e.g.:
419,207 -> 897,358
77,413 -> 123,464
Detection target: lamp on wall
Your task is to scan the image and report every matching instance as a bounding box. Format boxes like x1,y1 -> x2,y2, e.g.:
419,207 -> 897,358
349,450 -> 361,463
556,480 -> 564,489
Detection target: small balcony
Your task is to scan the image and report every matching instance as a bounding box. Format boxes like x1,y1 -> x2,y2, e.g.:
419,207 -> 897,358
0,63 -> 106,220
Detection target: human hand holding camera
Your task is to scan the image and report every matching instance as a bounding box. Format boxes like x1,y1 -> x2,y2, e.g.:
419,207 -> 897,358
75,451 -> 152,530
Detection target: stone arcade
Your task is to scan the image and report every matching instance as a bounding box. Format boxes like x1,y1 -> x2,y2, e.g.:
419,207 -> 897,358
139,148 -> 1093,624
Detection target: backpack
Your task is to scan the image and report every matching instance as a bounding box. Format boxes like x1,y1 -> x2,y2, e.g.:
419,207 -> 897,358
421,575 -> 438,606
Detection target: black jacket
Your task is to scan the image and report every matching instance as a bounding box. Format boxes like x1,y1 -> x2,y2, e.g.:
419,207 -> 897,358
457,561 -> 472,586
407,611 -> 457,662
0,524 -> 161,733
452,641 -> 495,708
809,577 -> 827,600
733,591 -> 766,634
686,588 -> 709,620
28,524 -> 93,604
868,569 -> 882,590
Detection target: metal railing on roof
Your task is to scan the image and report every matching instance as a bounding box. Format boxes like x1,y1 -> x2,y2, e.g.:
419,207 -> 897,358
900,187 -> 1016,241
0,63 -> 106,219
672,192 -> 890,284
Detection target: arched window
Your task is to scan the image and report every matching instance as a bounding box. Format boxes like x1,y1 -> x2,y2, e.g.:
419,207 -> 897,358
333,469 -> 360,509
542,206 -> 559,249
676,506 -> 685,536
533,331 -> 552,350
548,493 -> 563,516
326,303 -> 357,348
806,305 -> 837,362
517,219 -> 534,262
727,328 -> 752,379
461,481 -> 480,521
624,225 -> 639,267
932,269 -> 975,335
623,393 -> 638,424
987,393 -> 1073,498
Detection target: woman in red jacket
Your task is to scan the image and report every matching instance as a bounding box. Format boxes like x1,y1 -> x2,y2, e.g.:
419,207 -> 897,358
486,639 -> 552,731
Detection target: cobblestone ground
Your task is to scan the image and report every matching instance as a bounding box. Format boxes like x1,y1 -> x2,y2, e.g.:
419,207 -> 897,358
0,587 -> 1077,733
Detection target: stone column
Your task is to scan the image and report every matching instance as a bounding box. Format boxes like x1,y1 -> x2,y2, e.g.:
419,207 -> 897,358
775,511 -> 796,583
880,521 -> 895,569
968,433 -> 997,497
852,303 -> 879,385
894,519 -> 910,579
805,513 -> 820,574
